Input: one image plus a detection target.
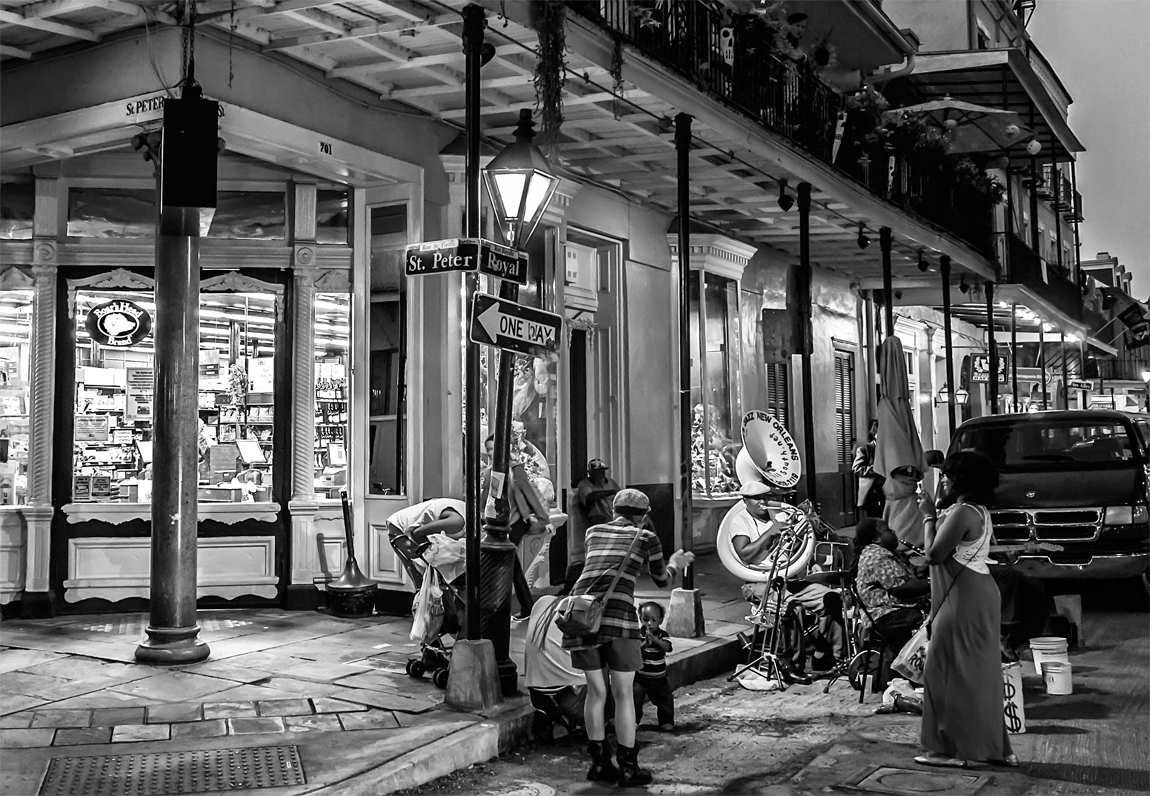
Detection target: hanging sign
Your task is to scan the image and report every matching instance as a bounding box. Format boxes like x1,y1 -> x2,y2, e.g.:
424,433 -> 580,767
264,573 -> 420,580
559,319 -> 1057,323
469,294 -> 561,358
971,354 -> 1009,383
405,238 -> 528,284
84,300 -> 152,348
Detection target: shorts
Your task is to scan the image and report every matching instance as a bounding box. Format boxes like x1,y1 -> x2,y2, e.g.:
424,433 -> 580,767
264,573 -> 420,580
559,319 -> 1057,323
570,638 -> 644,672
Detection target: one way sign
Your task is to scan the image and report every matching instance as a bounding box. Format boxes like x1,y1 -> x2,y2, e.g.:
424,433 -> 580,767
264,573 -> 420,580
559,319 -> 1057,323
469,294 -> 562,358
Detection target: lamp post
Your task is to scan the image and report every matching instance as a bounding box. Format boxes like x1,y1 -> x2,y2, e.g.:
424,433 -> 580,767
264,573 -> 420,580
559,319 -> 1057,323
479,109 -> 559,696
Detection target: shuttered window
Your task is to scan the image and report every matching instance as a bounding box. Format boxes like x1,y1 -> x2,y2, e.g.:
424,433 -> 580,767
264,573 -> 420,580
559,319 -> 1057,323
765,361 -> 789,430
834,350 -> 854,466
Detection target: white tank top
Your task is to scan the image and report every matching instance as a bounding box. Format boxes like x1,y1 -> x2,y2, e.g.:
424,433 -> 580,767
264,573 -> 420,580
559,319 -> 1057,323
941,502 -> 992,574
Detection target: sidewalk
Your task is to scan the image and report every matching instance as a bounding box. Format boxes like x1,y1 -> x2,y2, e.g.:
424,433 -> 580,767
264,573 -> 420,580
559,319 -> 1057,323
0,554 -> 747,795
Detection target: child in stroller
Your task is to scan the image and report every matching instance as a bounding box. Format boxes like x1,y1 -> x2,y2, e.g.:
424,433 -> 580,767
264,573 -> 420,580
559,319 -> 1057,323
385,499 -> 468,689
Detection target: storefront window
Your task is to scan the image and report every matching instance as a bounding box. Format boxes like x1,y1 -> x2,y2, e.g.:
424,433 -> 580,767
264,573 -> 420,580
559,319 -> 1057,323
0,289 -> 32,505
314,293 -> 350,499
368,205 -> 406,496
72,288 -> 278,503
317,189 -> 350,244
0,182 -> 34,240
690,272 -> 740,497
67,188 -> 285,239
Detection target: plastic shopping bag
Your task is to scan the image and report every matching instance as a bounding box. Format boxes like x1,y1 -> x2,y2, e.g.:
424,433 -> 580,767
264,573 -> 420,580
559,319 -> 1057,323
890,621 -> 929,683
410,570 -> 444,644
424,533 -> 466,584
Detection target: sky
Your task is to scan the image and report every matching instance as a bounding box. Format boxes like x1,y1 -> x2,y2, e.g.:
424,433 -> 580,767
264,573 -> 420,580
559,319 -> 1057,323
1028,0 -> 1149,300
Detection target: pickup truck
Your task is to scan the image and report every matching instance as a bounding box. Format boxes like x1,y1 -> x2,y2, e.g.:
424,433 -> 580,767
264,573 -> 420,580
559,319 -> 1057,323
943,410 -> 1149,589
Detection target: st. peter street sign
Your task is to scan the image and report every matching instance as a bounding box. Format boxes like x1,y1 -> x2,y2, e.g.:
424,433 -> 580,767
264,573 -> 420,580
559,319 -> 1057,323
404,238 -> 528,285
469,294 -> 561,358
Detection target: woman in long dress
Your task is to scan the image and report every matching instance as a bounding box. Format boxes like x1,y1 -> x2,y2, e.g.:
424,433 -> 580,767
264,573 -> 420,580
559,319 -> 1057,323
916,451 -> 1018,768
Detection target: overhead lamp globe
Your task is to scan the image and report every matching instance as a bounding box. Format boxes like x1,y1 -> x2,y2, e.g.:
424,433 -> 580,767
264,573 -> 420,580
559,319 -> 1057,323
482,109 -> 560,247
1026,139 -> 1042,156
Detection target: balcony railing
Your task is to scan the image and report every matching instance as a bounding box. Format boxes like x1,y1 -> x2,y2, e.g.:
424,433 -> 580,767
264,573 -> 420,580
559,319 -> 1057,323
1087,355 -> 1150,383
1005,232 -> 1083,321
568,1 -> 994,255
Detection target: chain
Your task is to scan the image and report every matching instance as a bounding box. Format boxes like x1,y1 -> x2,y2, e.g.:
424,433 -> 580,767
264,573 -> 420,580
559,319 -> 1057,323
228,0 -> 236,88
179,0 -> 198,88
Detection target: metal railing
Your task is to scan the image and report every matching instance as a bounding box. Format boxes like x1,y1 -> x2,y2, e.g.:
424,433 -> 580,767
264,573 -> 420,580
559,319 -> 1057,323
568,1 -> 995,255
1088,355 -> 1150,383
1004,232 -> 1083,321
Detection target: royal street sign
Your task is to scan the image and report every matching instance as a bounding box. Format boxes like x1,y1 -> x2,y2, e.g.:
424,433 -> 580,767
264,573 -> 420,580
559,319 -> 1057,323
469,294 -> 561,358
404,238 -> 528,284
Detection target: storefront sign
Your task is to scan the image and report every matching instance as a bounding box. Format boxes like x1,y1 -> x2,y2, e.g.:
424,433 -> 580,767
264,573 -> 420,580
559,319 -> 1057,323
1069,379 -> 1093,391
469,294 -> 561,358
405,238 -> 528,284
971,354 -> 1009,383
84,300 -> 152,348
75,415 -> 109,442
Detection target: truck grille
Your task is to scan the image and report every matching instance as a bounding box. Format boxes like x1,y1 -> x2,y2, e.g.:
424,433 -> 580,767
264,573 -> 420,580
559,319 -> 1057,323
991,508 -> 1101,543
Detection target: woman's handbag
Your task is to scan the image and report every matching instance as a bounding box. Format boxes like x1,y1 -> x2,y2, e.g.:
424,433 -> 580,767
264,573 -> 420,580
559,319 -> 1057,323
554,531 -> 642,636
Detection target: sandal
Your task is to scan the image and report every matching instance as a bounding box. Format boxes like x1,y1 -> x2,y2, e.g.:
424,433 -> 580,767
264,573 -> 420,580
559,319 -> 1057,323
914,754 -> 970,769
989,754 -> 1020,768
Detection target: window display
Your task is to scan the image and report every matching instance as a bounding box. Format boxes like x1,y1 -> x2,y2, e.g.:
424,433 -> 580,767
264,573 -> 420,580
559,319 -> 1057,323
72,288 -> 278,503
0,289 -> 32,505
314,293 -> 350,499
690,272 -> 740,497
368,204 -> 407,496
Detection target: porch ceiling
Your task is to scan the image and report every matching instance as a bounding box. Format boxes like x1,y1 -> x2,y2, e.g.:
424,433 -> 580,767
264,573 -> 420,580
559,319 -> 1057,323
1,0 -> 989,283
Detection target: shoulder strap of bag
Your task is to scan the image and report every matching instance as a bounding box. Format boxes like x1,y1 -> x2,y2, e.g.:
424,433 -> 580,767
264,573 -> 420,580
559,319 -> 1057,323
601,529 -> 644,603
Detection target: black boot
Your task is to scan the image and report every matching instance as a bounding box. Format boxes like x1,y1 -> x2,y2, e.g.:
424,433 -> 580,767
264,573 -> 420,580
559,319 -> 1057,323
616,744 -> 653,787
586,739 -> 619,782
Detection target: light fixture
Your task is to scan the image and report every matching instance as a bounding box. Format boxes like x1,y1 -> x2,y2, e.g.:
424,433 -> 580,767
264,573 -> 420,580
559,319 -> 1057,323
857,223 -> 871,249
1026,139 -> 1043,156
959,275 -> 969,294
936,384 -> 970,406
482,108 -> 560,247
777,179 -> 794,211
917,249 -> 929,272
1066,332 -> 1082,343
1042,322 -> 1053,332
1141,369 -> 1150,383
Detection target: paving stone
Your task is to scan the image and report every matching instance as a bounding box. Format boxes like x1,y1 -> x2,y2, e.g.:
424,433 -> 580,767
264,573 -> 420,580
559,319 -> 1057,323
329,687 -> 437,714
146,703 -> 203,724
0,695 -> 49,716
108,671 -> 236,702
257,698 -> 313,717
171,719 -> 228,739
311,697 -> 367,714
30,709 -> 92,728
0,649 -> 65,674
0,728 -> 57,748
53,726 -> 113,746
203,701 -> 258,719
0,712 -> 34,728
92,707 -> 147,726
337,709 -> 401,731
284,714 -> 343,733
112,723 -> 171,743
227,716 -> 286,735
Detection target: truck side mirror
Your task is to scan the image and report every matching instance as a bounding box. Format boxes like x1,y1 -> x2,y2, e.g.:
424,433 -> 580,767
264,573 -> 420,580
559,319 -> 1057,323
925,450 -> 944,468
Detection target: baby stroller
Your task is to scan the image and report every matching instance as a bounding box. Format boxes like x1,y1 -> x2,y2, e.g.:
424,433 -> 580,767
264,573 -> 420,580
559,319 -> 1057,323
389,530 -> 467,689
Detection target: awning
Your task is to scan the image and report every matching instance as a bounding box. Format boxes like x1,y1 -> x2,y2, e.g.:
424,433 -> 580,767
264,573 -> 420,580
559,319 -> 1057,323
907,49 -> 1085,164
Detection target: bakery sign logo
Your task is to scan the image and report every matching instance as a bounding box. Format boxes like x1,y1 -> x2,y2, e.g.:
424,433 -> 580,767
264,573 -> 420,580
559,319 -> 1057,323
84,300 -> 152,347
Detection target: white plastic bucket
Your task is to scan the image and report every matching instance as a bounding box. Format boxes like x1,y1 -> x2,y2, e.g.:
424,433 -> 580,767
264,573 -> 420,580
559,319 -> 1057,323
1030,637 -> 1069,674
1042,661 -> 1073,695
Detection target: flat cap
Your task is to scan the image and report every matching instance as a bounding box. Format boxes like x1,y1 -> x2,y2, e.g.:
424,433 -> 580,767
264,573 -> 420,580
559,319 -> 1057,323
739,481 -> 774,498
613,488 -> 650,512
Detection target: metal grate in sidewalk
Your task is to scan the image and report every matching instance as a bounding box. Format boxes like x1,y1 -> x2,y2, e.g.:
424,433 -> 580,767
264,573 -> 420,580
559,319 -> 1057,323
39,745 -> 305,796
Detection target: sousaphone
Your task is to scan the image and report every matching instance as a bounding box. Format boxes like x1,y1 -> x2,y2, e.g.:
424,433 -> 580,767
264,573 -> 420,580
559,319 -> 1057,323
717,411 -> 815,583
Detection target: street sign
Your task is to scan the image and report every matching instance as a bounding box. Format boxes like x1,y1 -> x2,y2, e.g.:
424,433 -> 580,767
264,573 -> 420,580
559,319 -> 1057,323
1069,379 -> 1093,391
405,238 -> 528,284
971,354 -> 1009,383
469,294 -> 561,358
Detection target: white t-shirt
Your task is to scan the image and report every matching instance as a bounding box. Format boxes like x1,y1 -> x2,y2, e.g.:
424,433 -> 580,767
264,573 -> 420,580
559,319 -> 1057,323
386,498 -> 466,536
525,595 -> 585,690
729,507 -> 790,567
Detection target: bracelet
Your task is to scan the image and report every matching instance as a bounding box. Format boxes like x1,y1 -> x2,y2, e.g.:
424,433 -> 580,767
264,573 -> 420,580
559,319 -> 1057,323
924,516 -> 937,524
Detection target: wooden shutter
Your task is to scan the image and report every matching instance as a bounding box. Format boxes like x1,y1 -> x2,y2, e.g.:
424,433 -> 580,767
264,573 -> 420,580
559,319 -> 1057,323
834,350 -> 854,466
765,361 -> 789,430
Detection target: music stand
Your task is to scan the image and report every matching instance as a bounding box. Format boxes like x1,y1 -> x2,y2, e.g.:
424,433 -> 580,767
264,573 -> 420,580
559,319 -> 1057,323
728,524 -> 801,690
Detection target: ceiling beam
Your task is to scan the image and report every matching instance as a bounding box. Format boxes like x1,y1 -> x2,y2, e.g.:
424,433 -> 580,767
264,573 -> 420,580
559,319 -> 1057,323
0,43 -> 33,59
0,8 -> 99,39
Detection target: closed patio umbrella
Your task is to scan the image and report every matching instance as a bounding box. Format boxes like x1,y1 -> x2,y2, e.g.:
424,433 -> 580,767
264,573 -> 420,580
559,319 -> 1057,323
872,336 -> 928,545
885,98 -> 1030,154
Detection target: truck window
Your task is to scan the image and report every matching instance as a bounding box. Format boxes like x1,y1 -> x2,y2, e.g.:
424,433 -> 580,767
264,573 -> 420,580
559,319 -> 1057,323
953,418 -> 1140,470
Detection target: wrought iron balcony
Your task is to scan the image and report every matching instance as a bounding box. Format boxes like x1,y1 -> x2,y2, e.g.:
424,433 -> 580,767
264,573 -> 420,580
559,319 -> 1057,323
1086,354 -> 1150,383
1005,232 -> 1084,322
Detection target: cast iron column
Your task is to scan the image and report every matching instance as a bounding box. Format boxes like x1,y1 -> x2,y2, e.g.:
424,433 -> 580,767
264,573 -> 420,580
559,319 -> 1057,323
986,282 -> 998,414
880,228 -> 893,338
1060,332 -> 1068,409
1052,154 -> 1064,272
1011,304 -> 1019,411
941,256 -> 957,432
797,183 -> 817,507
675,113 -> 694,588
1038,321 -> 1048,409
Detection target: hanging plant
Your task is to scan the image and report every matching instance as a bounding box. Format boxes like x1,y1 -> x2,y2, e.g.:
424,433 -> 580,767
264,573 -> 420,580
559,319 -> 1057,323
610,37 -> 624,120
533,0 -> 568,155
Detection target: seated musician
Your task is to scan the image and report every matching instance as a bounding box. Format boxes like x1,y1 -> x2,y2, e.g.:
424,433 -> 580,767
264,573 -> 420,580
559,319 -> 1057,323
852,518 -> 929,684
732,481 -> 845,685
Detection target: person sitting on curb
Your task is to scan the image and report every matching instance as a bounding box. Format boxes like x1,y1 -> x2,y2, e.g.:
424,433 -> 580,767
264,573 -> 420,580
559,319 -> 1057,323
526,565 -> 588,746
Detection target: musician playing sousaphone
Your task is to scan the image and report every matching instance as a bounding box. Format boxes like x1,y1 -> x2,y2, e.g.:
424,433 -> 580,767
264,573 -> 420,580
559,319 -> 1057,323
733,481 -> 846,685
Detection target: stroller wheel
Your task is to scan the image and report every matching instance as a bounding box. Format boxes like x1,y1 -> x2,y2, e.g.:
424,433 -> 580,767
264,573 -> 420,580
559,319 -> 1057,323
848,650 -> 883,692
432,668 -> 450,688
406,659 -> 426,678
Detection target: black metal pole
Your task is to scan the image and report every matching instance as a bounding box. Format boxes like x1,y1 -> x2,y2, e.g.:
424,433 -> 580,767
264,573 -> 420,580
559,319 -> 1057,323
675,113 -> 694,589
1060,331 -> 1068,409
461,3 -> 484,639
797,183 -> 817,507
881,228 -> 893,339
1011,303 -> 1019,410
941,256 -> 956,431
1071,161 -> 1083,276
1039,320 -> 1048,409
986,282 -> 998,414
1053,153 -> 1064,272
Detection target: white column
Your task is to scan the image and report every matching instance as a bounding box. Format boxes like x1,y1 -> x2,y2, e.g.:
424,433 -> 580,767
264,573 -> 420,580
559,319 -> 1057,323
25,259 -> 57,595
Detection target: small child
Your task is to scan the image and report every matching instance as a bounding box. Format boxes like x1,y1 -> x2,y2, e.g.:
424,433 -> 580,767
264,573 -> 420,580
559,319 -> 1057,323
634,600 -> 675,732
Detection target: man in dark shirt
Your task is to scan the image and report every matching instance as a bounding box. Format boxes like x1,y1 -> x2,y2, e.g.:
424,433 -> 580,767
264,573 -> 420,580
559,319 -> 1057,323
576,459 -> 621,527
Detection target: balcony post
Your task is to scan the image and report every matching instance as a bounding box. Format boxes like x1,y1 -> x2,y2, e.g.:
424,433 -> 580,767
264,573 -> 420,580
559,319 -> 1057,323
986,282 -> 998,415
798,182 -> 818,507
1011,304 -> 1019,410
1071,161 -> 1083,277
1038,321 -> 1048,409
880,227 -> 893,338
1060,332 -> 1068,408
1052,154 -> 1064,272
941,256 -> 956,432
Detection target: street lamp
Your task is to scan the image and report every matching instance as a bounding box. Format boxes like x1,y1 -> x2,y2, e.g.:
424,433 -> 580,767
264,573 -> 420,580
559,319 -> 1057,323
936,384 -> 970,406
483,109 -> 560,248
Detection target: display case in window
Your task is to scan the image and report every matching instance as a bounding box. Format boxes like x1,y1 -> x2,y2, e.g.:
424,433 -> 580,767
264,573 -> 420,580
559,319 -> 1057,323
689,272 -> 741,497
314,291 -> 350,498
0,289 -> 32,505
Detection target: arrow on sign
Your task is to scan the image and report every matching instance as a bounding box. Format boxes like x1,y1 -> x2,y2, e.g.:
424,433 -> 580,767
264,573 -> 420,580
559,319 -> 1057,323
470,294 -> 562,358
